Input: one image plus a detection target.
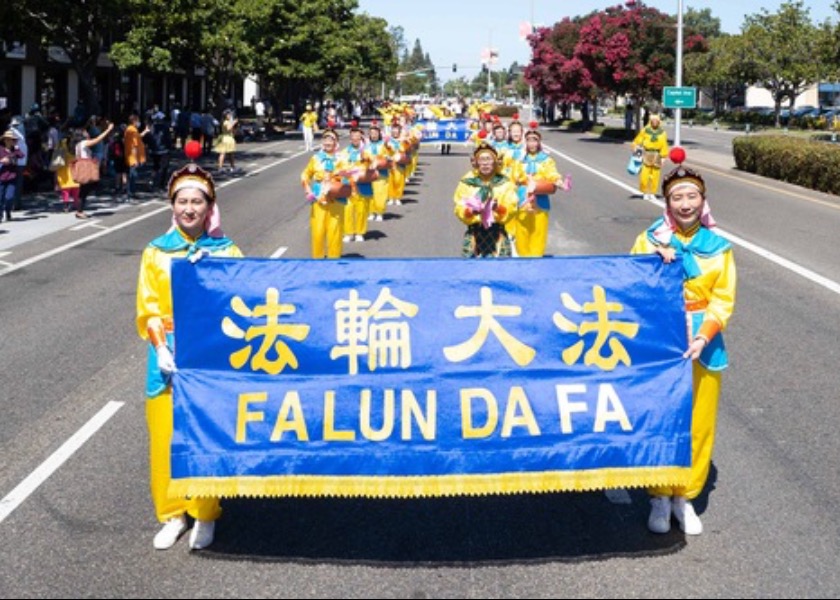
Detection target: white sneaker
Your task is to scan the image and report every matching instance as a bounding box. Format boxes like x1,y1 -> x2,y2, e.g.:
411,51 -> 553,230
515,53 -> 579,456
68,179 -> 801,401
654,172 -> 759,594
342,235 -> 352,243
375,214 -> 383,222
647,496 -> 672,534
394,199 -> 402,205
386,200 -> 394,206
368,214 -> 375,221
672,496 -> 703,535
188,519 -> 216,550
153,515 -> 187,550
354,234 -> 364,242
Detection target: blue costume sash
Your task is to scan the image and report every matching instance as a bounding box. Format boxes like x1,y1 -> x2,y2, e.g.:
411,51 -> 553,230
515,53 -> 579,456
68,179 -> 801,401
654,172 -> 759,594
522,151 -> 553,211
346,146 -> 373,197
645,219 -> 731,370
145,229 -> 237,396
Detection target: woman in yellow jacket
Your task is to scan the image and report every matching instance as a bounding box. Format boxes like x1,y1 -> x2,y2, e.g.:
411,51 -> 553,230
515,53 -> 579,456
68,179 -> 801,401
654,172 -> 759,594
630,165 -> 736,536
366,121 -> 391,222
453,139 -> 519,257
632,113 -> 669,200
300,127 -> 352,258
136,163 -> 243,551
513,125 -> 570,257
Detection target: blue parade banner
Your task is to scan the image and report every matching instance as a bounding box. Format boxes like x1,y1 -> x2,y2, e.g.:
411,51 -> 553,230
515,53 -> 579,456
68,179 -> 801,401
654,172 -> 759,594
168,255 -> 692,499
417,118 -> 471,143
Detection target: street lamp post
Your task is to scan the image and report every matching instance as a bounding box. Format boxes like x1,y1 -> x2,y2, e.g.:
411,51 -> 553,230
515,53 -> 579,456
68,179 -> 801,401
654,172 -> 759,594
529,0 -> 535,122
674,0 -> 684,146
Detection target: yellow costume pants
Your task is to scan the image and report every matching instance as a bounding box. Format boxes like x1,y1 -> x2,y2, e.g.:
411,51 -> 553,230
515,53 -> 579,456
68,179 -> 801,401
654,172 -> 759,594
514,209 -> 549,257
388,167 -> 406,201
649,361 -> 721,499
371,178 -> 388,217
408,152 -> 418,180
344,193 -> 371,236
638,164 -> 662,195
310,200 -> 345,259
146,390 -> 222,523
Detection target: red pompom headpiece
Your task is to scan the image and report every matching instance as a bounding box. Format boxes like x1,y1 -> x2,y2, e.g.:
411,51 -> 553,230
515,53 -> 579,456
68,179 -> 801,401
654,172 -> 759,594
478,129 -> 488,139
525,121 -> 541,139
669,146 -> 687,164
184,139 -> 202,160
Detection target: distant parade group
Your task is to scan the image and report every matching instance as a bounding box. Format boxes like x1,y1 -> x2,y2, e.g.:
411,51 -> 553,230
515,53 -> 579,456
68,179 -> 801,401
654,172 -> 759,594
299,101 -> 571,259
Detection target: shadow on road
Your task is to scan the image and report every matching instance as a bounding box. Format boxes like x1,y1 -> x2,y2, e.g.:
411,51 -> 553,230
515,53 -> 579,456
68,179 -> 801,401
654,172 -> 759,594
200,488 -> 690,564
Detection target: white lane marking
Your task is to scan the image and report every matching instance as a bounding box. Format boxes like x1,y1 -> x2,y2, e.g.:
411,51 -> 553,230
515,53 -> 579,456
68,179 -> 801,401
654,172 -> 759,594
269,246 -> 288,258
543,143 -> 840,297
0,401 -> 124,524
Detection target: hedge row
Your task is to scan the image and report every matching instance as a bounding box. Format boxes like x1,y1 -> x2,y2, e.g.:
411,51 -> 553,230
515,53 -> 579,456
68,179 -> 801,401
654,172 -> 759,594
732,135 -> 840,196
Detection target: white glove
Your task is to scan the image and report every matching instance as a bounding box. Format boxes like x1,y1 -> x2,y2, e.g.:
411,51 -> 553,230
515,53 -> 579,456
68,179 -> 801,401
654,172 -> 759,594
156,345 -> 177,375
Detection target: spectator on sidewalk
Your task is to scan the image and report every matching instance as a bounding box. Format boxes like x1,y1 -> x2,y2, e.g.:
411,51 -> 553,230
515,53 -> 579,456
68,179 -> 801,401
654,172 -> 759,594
200,108 -> 217,154
8,116 -> 28,210
0,128 -> 25,222
110,124 -> 128,196
73,120 -> 115,218
149,111 -> 173,190
214,110 -> 238,172
124,113 -> 147,201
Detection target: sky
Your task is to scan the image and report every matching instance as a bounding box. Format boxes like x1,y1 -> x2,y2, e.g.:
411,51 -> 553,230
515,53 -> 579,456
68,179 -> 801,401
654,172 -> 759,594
355,0 -> 836,83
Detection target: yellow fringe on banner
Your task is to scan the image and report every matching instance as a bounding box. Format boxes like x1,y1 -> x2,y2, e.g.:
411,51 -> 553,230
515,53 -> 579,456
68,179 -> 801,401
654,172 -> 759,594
169,466 -> 690,499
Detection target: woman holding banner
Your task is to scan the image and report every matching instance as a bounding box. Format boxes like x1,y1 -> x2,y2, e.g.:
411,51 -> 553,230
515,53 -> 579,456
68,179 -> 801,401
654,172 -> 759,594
136,151 -> 243,551
630,163 -> 736,536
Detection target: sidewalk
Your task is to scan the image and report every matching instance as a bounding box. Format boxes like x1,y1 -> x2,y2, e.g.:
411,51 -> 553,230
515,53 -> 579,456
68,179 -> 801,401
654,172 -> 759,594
0,154 -> 222,253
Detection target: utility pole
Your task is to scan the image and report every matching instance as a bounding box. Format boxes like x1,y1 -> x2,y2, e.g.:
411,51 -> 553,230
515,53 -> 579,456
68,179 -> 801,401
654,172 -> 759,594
675,0 -> 684,146
487,30 -> 493,97
529,0 -> 535,122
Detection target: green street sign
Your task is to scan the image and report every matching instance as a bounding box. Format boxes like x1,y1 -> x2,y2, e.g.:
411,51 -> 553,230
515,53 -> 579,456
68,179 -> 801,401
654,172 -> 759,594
663,86 -> 696,109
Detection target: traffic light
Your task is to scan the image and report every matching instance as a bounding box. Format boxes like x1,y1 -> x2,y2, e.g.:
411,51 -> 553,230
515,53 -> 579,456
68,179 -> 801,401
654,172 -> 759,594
482,64 -> 488,74
452,63 -> 457,73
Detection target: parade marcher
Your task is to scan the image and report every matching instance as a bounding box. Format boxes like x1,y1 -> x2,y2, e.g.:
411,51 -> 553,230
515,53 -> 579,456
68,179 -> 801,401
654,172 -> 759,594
136,144 -> 243,551
506,116 -> 526,163
366,121 -> 391,222
490,119 -> 508,152
513,122 -> 570,257
385,121 -> 409,207
300,125 -> 352,258
453,133 -> 519,258
632,113 -> 669,200
340,121 -> 377,242
300,104 -> 319,152
630,162 -> 736,536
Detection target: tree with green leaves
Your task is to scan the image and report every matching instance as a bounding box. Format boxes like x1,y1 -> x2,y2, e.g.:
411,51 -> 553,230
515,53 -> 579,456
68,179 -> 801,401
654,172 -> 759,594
6,0 -> 137,116
684,34 -> 744,114
738,1 -> 826,127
